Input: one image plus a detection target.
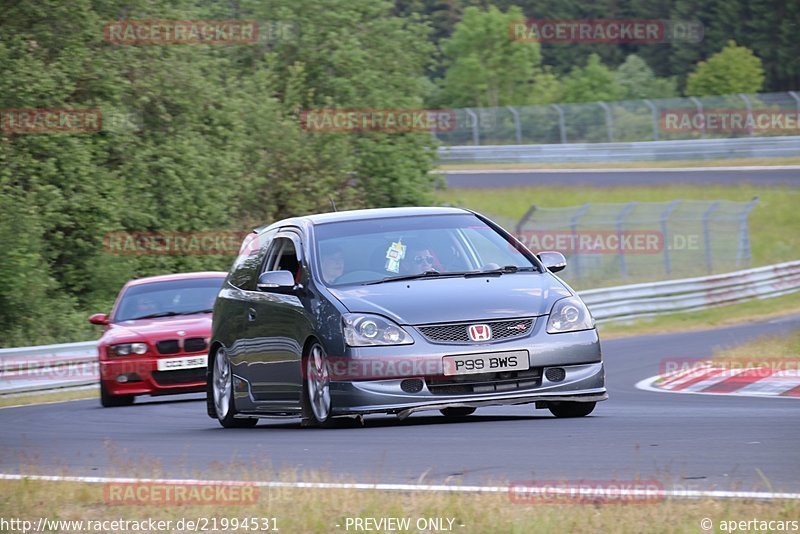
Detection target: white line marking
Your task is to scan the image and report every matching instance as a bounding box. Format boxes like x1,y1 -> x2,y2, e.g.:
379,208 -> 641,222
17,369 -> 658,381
0,473 -> 798,501
439,165 -> 800,175
635,375 -> 800,400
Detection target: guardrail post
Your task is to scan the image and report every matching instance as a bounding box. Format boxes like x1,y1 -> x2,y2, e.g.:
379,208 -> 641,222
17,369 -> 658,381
516,204 -> 538,236
659,200 -> 681,275
736,196 -> 759,267
702,201 -> 721,273
644,99 -> 659,140
738,94 -> 753,136
570,204 -> 591,280
506,106 -> 522,144
598,102 -> 614,142
689,97 -> 705,139
465,109 -> 480,145
551,104 -> 567,143
615,202 -> 637,278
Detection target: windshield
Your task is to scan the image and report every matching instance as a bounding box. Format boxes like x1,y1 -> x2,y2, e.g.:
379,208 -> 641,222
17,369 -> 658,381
314,214 -> 539,286
113,277 -> 224,322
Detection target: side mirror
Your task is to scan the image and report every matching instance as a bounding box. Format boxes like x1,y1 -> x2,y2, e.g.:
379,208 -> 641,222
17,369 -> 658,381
537,251 -> 567,273
257,270 -> 296,292
89,313 -> 110,325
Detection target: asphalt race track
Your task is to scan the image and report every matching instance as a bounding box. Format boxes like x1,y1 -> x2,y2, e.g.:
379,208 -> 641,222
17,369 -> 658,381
442,166 -> 800,188
1,315 -> 799,493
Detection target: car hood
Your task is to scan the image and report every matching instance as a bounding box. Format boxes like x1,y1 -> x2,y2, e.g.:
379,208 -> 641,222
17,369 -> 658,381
103,315 -> 212,343
329,273 -> 572,325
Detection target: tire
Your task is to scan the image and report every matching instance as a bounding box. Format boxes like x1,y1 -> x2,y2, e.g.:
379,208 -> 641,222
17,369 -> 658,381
211,347 -> 258,428
547,401 -> 596,418
301,342 -> 336,428
100,381 -> 134,407
440,407 -> 476,418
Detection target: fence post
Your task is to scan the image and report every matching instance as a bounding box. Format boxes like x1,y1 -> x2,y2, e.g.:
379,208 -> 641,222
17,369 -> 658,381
789,91 -> 800,114
659,200 -> 681,275
615,202 -> 637,278
702,201 -> 721,273
551,104 -> 567,143
506,106 -> 522,144
465,108 -> 480,145
736,197 -> 759,268
516,204 -> 538,235
598,101 -> 614,142
689,97 -> 705,139
570,204 -> 591,280
738,93 -> 753,136
644,99 -> 659,140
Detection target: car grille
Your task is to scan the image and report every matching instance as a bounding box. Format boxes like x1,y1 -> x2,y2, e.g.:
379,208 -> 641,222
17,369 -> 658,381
156,340 -> 180,355
155,338 -> 207,355
426,369 -> 541,395
417,318 -> 535,344
183,337 -> 207,353
152,367 -> 206,385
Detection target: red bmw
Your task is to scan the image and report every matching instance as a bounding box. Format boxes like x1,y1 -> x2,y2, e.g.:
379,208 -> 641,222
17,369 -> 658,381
89,272 -> 227,407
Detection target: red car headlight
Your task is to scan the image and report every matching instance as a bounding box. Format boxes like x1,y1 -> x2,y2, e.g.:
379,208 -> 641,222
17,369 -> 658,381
108,342 -> 148,356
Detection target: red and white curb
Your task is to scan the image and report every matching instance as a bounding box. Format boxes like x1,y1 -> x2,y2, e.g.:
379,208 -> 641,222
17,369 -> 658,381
636,363 -> 800,399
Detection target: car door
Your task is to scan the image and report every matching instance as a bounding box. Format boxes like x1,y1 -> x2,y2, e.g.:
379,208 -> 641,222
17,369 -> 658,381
245,230 -> 309,406
218,229 -> 275,382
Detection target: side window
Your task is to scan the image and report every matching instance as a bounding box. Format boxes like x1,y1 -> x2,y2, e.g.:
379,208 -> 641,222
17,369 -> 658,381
229,230 -> 275,290
262,235 -> 303,281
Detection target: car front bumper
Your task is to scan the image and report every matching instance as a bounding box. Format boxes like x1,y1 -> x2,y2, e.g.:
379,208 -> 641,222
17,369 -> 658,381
99,357 -> 206,396
328,322 -> 605,416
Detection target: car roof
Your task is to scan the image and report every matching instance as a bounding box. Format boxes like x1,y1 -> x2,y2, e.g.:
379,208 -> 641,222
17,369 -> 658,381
256,206 -> 472,232
125,271 -> 228,287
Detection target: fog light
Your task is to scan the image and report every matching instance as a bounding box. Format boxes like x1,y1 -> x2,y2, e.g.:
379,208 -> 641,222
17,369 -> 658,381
116,374 -> 129,383
401,379 -> 423,393
545,367 -> 566,382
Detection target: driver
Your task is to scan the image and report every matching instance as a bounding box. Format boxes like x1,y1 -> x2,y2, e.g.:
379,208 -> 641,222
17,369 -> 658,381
402,245 -> 442,274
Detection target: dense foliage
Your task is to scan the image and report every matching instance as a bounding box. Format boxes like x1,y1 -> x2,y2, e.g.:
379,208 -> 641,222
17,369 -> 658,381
1,0 -> 793,344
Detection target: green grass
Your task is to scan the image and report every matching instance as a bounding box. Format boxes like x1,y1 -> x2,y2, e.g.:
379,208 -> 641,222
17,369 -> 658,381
439,184 -> 799,272
0,388 -> 97,409
1,477 -> 797,534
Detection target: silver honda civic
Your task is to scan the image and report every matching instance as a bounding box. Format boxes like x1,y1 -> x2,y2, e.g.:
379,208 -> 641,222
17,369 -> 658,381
207,207 -> 606,428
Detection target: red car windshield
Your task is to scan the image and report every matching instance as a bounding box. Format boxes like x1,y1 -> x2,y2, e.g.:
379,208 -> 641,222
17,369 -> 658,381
113,278 -> 224,322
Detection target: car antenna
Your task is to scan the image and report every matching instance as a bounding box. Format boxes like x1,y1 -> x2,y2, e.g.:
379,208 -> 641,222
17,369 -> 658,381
329,197 -> 337,212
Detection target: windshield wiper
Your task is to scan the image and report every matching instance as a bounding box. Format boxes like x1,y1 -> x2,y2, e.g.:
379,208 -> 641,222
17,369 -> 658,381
364,270 -> 458,285
129,309 -> 212,320
464,265 -> 538,277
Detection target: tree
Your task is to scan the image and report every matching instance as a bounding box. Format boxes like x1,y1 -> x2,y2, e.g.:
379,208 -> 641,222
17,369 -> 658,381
685,41 -> 765,96
615,54 -> 678,100
561,54 -> 624,103
438,6 -> 547,108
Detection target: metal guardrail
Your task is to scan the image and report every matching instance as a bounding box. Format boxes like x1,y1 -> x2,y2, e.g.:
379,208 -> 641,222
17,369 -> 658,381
1,260 -> 799,394
437,136 -> 800,163
581,260 -> 800,322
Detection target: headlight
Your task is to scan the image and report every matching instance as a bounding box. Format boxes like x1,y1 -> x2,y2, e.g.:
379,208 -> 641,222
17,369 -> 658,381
108,342 -> 148,356
546,297 -> 594,333
343,314 -> 414,347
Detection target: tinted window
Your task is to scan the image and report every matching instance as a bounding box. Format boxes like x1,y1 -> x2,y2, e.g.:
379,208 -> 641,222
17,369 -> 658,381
314,214 -> 537,286
114,278 -> 224,322
229,230 -> 274,290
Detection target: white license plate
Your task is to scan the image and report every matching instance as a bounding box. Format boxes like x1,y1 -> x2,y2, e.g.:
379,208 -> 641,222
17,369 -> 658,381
156,355 -> 207,371
442,350 -> 529,376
